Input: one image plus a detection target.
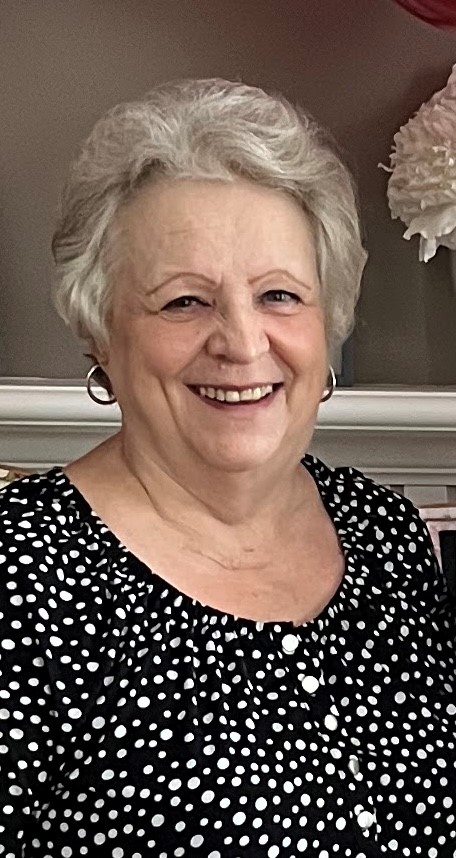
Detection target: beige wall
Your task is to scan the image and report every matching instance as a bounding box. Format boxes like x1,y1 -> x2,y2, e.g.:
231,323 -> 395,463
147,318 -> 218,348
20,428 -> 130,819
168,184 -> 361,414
0,0 -> 455,384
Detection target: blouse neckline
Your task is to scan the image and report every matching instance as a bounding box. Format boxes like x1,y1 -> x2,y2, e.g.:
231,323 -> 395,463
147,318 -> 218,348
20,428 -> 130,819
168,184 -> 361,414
49,456 -> 361,636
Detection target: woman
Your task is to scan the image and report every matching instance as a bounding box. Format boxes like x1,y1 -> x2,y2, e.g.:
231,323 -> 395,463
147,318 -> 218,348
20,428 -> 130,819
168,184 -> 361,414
0,79 -> 454,857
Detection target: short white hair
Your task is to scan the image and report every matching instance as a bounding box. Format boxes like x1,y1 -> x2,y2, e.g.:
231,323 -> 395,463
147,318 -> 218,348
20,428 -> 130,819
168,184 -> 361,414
52,78 -> 367,352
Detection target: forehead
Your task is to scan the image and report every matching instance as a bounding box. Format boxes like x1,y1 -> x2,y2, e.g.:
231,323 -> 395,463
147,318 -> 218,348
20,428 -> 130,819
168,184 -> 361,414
117,178 -> 318,276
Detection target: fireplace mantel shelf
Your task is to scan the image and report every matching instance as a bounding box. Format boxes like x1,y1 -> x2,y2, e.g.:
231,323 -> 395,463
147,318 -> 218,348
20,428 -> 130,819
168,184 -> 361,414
1,381 -> 456,483
1,381 -> 456,431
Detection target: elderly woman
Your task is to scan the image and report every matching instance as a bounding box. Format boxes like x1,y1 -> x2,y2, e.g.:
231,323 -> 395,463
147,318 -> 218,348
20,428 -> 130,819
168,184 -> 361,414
0,79 -> 455,857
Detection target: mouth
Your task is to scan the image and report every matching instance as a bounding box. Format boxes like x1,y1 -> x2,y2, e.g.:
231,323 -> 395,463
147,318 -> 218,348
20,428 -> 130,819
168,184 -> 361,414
187,383 -> 283,405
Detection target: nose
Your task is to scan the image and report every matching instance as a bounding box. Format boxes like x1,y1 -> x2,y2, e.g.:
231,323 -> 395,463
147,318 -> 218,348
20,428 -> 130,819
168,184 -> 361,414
205,302 -> 270,364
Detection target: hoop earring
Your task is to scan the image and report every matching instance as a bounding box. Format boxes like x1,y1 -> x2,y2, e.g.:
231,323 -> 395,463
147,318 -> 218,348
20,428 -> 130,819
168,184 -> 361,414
320,365 -> 336,403
85,364 -> 117,405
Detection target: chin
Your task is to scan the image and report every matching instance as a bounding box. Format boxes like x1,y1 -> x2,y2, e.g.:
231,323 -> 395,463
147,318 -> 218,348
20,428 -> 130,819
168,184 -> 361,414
192,437 -> 284,474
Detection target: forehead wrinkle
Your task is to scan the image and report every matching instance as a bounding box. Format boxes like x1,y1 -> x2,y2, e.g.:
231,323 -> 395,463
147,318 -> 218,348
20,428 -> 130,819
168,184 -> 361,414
141,267 -> 316,300
117,219 -> 318,299
139,218 -> 225,267
115,181 -> 320,298
248,268 -> 314,291
134,244 -> 230,298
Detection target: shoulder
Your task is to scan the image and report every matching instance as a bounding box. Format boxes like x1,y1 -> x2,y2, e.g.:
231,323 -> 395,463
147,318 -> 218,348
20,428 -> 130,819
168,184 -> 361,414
305,454 -> 415,518
332,462 -> 418,519
305,457 -> 454,624
0,468 -> 93,587
304,454 -> 436,569
0,468 -> 118,636
333,463 -> 428,537
0,467 -> 74,524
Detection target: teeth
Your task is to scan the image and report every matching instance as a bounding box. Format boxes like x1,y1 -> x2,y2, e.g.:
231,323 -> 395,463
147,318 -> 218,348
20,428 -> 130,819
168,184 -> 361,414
197,384 -> 274,402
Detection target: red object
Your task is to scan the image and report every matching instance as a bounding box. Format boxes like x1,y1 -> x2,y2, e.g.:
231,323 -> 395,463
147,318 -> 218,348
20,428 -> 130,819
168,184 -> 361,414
392,0 -> 456,27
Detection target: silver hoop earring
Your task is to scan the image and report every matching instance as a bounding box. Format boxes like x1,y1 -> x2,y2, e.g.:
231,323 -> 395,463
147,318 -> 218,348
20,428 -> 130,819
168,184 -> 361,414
85,364 -> 117,405
320,365 -> 336,403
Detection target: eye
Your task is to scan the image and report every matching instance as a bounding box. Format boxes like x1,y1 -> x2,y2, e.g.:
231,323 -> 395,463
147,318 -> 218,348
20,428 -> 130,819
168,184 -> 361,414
262,289 -> 302,305
161,295 -> 209,312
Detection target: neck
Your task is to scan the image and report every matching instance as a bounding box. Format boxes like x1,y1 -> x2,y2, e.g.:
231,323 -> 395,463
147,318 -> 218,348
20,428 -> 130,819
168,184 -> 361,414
111,429 -> 313,551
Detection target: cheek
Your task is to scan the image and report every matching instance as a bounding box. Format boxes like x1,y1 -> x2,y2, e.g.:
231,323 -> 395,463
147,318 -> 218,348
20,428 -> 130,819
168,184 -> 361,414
147,321 -> 206,375
273,314 -> 327,369
109,319 -> 203,379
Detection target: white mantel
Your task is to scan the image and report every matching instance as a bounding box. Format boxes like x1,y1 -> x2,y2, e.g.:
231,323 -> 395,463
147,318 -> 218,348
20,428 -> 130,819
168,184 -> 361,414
1,381 -> 456,501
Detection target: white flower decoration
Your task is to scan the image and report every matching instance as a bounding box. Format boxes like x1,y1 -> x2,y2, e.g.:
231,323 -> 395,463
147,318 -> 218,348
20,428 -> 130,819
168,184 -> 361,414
383,64 -> 456,262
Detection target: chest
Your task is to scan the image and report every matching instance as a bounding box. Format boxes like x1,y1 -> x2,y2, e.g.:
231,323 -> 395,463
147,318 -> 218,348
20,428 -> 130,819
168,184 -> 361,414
139,526 -> 345,624
42,596 -> 455,856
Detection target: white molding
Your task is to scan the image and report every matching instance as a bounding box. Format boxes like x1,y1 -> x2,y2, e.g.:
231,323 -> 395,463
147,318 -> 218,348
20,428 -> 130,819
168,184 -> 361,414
1,381 -> 456,482
0,382 -> 120,429
320,386 -> 456,433
2,382 -> 456,431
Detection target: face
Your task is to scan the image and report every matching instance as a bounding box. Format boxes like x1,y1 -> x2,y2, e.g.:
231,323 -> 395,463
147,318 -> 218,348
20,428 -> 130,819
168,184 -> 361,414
101,179 -> 327,474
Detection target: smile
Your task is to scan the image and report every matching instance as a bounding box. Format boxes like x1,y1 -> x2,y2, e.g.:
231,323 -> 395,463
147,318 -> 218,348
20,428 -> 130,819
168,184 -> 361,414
188,383 -> 282,404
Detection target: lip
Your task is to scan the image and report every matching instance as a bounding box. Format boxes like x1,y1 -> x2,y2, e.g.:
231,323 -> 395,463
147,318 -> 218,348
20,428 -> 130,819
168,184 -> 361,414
186,383 -> 284,391
186,383 -> 283,411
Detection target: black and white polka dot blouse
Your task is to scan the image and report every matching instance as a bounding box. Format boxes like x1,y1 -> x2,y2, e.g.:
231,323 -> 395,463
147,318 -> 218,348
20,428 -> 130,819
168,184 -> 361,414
0,456 -> 455,857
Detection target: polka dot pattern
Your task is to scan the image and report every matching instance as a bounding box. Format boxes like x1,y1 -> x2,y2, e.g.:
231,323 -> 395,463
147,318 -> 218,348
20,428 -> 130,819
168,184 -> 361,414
0,456 -> 455,856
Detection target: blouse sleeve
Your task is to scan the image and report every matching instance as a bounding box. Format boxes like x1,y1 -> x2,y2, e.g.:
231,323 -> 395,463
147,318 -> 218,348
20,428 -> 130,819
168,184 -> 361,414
0,538 -> 57,854
409,500 -> 455,618
346,465 -> 455,645
371,480 -> 455,650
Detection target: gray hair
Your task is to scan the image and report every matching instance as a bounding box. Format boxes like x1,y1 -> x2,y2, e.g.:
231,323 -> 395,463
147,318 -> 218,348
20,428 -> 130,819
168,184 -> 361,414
52,78 -> 367,353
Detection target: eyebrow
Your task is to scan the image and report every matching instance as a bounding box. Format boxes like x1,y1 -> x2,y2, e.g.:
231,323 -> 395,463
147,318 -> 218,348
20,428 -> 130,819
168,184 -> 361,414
145,268 -> 313,295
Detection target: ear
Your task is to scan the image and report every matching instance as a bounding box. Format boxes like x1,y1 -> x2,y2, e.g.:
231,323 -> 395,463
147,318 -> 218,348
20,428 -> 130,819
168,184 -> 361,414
97,351 -> 110,371
84,337 -> 110,370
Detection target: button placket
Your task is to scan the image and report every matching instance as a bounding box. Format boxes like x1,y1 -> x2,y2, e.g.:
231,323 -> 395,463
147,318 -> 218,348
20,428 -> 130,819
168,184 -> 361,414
312,714 -> 378,842
281,633 -> 323,697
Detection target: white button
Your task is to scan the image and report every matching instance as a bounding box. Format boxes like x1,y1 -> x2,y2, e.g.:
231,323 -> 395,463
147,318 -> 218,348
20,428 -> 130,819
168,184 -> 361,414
281,633 -> 299,654
323,714 -> 338,731
357,810 -> 375,829
301,675 -> 320,694
348,756 -> 360,775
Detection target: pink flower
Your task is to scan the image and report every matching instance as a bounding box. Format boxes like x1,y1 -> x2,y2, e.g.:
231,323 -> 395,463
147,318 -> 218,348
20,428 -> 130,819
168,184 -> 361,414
382,65 -> 456,261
